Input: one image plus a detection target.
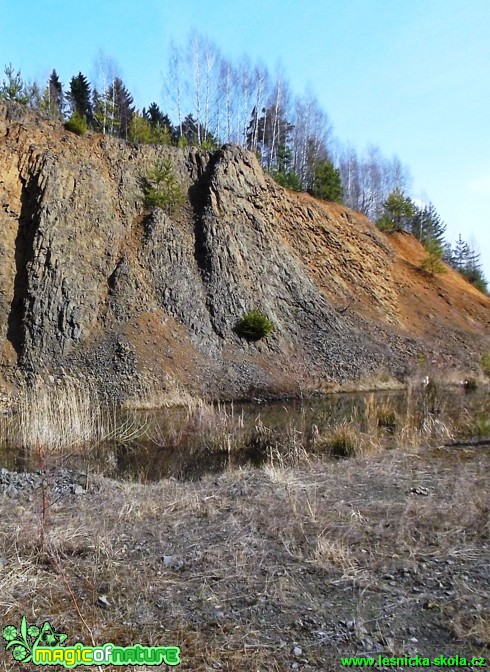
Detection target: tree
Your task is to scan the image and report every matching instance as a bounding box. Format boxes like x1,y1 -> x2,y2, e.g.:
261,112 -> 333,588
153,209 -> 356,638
443,235 -> 487,292
166,41 -> 185,140
68,73 -> 92,124
129,110 -> 173,145
128,113 -> 154,144
109,77 -> 134,139
177,112 -> 216,147
248,104 -> 294,170
143,158 -> 185,212
64,112 -> 88,135
93,88 -> 114,134
410,202 -> 446,247
451,234 -> 470,271
308,159 -> 343,203
0,64 -> 28,103
24,80 -> 43,109
270,141 -> 302,191
338,145 -> 410,220
48,70 -> 63,116
460,244 -> 487,293
143,103 -> 174,143
143,102 -> 170,128
291,91 -> 332,189
421,238 -> 446,276
245,65 -> 269,152
376,189 -> 415,231
92,78 -> 133,138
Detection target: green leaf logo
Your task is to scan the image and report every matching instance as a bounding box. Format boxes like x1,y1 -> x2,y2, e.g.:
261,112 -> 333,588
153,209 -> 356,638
2,617 -> 68,664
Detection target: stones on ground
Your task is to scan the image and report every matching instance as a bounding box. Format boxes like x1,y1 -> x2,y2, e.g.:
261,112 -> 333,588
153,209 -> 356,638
97,594 -> 111,609
0,468 -> 93,497
160,555 -> 184,570
410,486 -> 430,496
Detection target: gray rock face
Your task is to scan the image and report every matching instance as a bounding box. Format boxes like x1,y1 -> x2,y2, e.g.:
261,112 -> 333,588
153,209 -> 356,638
0,102 -> 488,400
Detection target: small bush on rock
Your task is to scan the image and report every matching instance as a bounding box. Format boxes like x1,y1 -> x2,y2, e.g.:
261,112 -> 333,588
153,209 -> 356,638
235,309 -> 274,342
143,158 -> 184,212
64,112 -> 88,135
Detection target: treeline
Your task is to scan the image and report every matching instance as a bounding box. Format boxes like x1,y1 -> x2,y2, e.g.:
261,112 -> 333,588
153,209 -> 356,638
0,38 -> 410,217
375,189 -> 487,291
0,36 -> 486,293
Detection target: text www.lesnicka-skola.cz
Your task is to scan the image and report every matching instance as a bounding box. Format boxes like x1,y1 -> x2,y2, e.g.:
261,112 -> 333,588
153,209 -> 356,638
340,654 -> 487,668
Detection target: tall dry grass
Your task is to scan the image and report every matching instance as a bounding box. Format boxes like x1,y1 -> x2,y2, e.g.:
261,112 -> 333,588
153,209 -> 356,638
4,375 -> 147,455
139,383 -> 459,474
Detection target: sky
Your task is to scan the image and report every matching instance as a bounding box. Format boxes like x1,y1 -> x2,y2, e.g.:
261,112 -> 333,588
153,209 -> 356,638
1,0 -> 489,279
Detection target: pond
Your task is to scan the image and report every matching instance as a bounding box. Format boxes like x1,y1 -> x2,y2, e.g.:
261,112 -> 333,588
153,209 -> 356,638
0,385 -> 488,481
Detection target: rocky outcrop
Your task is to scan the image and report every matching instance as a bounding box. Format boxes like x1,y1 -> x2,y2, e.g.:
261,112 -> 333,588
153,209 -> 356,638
0,102 -> 488,401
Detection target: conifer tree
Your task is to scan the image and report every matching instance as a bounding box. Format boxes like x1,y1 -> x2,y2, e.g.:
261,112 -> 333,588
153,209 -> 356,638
308,159 -> 343,203
109,77 -> 134,139
421,238 -> 446,276
375,189 -> 415,231
0,64 -> 28,103
68,73 -> 92,124
451,234 -> 470,270
410,203 -> 446,247
128,113 -> 154,144
48,70 -> 63,116
143,103 -> 174,143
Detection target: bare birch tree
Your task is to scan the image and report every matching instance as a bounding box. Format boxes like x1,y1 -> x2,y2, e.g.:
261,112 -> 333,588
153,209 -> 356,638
92,50 -> 119,135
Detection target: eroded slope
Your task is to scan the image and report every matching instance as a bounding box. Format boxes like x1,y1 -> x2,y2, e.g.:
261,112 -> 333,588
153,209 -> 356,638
0,102 -> 488,400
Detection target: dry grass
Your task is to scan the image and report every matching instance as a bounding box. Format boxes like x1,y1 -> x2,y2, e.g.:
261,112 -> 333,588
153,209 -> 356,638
1,382 -> 488,669
1,444 -> 488,670
2,375 -> 147,457
0,379 -> 469,478
122,376 -> 202,411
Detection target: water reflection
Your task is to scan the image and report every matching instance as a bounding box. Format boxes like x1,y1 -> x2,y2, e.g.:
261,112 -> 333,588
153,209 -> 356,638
0,387 -> 488,482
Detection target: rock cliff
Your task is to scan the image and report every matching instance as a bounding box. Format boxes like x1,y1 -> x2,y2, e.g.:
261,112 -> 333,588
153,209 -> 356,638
0,102 -> 488,401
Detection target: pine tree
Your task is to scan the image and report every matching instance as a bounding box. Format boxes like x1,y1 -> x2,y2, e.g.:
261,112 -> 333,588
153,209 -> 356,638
180,113 -> 199,144
461,245 -> 487,292
128,113 -> 154,144
308,159 -> 343,203
68,73 -> 92,124
109,77 -> 134,140
410,203 -> 446,247
376,189 -> 415,231
178,113 -> 216,147
143,103 -> 172,129
143,103 -> 174,143
48,70 -> 63,116
248,106 -> 294,170
446,235 -> 487,293
421,238 -> 446,276
92,89 -> 109,134
451,234 -> 470,270
268,143 -> 301,191
441,241 -> 454,265
0,64 -> 28,103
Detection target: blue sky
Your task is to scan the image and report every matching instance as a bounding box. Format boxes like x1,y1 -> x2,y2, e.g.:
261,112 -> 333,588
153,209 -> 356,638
1,0 -> 489,279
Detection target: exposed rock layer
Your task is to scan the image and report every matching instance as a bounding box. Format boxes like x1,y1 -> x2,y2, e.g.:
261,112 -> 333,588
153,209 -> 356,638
0,102 -> 488,400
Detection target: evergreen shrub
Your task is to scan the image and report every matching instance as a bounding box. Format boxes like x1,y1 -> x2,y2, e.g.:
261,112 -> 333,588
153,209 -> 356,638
236,309 -> 274,341
64,113 -> 88,135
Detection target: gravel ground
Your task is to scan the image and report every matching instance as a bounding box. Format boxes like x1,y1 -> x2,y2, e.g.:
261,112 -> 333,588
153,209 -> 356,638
0,444 -> 489,671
